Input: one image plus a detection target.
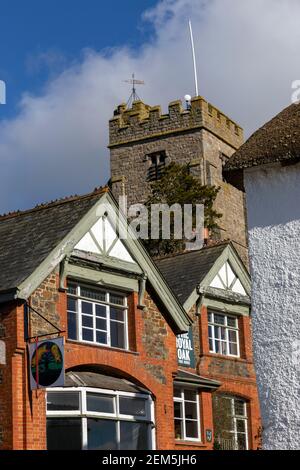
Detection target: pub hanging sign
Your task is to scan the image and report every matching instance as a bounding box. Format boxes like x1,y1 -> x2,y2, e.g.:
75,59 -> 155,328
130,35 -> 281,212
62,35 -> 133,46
176,328 -> 195,368
28,337 -> 65,390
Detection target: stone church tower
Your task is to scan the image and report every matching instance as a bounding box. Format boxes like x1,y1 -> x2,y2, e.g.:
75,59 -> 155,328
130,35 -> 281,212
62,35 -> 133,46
108,96 -> 247,260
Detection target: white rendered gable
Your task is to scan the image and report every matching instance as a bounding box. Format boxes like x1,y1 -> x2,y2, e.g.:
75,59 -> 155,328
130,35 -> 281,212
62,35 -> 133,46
75,216 -> 135,263
210,261 -> 247,295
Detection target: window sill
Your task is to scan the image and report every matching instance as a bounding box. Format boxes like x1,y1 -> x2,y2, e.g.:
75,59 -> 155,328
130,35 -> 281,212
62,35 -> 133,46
175,440 -> 208,448
66,339 -> 139,356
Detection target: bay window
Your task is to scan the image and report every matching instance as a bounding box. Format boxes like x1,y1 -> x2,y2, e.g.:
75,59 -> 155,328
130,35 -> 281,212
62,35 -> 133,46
208,312 -> 239,357
173,388 -> 200,441
67,283 -> 128,350
46,388 -> 153,450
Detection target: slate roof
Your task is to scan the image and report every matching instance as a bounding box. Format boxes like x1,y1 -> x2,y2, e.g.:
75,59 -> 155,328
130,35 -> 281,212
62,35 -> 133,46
0,187 -> 107,294
65,371 -> 148,394
174,369 -> 220,390
224,102 -> 300,173
155,242 -> 229,304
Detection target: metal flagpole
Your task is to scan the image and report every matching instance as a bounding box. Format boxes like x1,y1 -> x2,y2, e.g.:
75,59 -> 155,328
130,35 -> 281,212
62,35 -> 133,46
188,19 -> 199,97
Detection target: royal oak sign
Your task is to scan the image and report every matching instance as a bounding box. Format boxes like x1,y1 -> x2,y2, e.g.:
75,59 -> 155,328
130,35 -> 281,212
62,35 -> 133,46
176,328 -> 195,368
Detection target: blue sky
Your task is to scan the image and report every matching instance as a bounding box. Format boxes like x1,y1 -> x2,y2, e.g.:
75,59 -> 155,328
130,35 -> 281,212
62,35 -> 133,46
0,0 -> 157,118
0,0 -> 300,214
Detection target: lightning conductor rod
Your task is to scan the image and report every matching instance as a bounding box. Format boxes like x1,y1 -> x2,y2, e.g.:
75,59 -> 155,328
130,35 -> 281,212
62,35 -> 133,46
188,19 -> 199,97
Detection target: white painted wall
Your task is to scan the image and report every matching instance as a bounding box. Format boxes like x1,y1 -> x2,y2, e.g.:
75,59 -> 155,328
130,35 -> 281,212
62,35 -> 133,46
245,162 -> 300,450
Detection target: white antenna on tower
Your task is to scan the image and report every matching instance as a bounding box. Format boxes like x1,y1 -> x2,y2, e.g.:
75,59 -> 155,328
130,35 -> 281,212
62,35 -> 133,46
188,19 -> 199,97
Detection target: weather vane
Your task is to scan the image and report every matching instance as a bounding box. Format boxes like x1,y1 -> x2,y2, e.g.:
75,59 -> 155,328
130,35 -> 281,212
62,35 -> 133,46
123,73 -> 145,107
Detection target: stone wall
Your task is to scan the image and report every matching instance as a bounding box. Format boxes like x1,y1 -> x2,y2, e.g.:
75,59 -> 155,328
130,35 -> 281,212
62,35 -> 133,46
109,97 -> 243,148
109,97 -> 247,260
30,270 -> 62,337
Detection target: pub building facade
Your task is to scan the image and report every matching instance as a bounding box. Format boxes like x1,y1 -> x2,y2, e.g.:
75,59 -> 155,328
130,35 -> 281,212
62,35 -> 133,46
0,187 -> 260,450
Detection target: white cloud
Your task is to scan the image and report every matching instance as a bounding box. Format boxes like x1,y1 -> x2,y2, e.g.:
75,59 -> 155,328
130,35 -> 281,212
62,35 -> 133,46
1,0 -> 300,213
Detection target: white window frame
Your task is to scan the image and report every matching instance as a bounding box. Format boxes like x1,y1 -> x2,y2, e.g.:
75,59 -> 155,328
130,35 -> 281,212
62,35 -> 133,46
46,387 -> 154,450
208,311 -> 240,358
227,397 -> 249,450
67,283 -> 129,351
173,388 -> 201,442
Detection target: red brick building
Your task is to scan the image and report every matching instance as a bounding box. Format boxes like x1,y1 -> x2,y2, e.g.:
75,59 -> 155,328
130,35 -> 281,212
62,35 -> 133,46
156,242 -> 261,450
0,187 -> 260,450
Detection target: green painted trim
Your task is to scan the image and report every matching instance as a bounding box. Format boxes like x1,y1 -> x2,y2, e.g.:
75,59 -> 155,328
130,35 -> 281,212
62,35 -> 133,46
183,243 -> 251,314
204,286 -> 250,305
104,194 -> 191,332
201,297 -> 250,316
138,275 -> 147,309
72,249 -> 143,275
67,264 -> 139,292
200,244 -> 251,294
16,191 -> 190,332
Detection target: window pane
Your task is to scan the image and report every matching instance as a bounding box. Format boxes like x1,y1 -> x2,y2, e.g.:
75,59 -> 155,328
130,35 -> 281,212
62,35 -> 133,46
228,330 -> 237,342
185,420 -> 199,439
174,402 -> 182,418
110,294 -> 125,306
227,316 -> 237,327
67,311 -> 77,340
234,399 -> 246,416
185,402 -> 197,420
175,419 -> 183,440
237,433 -> 247,450
215,340 -> 221,354
221,341 -> 227,355
174,387 -> 181,398
67,284 -> 77,295
119,397 -> 146,416
87,418 -> 117,450
81,287 -> 106,302
81,301 -> 93,315
184,390 -> 197,402
110,307 -> 125,322
120,421 -> 149,450
229,342 -> 238,356
82,315 -> 93,328
67,297 -> 77,312
208,312 -> 213,323
96,304 -> 106,318
87,393 -> 114,413
220,327 -> 226,340
82,328 -> 93,342
47,418 -> 82,450
96,331 -> 107,344
47,392 -> 79,411
110,321 -> 125,348
96,318 -> 106,330
209,337 -> 214,352
214,314 -> 225,325
236,419 -> 246,433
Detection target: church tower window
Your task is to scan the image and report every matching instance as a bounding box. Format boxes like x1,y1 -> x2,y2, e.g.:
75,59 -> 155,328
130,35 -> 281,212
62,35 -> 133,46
147,151 -> 166,181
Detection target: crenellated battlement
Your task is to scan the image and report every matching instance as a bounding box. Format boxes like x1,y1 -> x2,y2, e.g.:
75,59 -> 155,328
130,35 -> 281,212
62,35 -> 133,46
109,96 -> 243,149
